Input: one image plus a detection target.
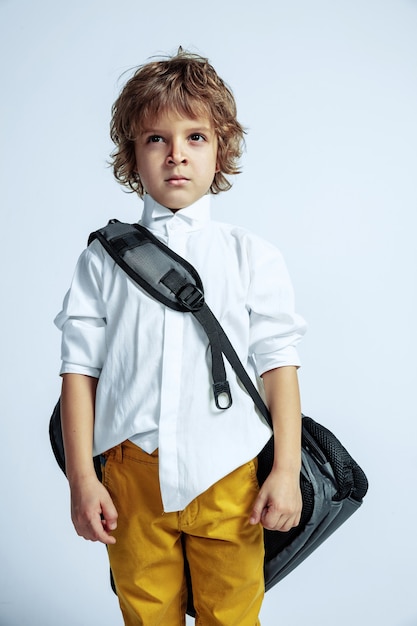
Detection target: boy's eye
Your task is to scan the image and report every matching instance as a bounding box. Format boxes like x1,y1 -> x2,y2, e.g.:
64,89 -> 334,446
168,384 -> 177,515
189,133 -> 206,142
148,135 -> 164,143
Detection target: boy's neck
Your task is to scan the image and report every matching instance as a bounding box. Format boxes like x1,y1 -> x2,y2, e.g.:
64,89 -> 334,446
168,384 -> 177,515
142,194 -> 211,229
144,193 -> 210,213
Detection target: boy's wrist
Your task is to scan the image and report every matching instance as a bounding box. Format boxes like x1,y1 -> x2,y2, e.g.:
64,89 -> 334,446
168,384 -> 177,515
271,459 -> 301,476
66,463 -> 99,487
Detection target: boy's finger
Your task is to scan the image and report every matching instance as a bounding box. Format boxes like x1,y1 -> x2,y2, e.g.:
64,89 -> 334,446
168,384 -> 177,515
249,493 -> 268,525
99,529 -> 117,545
261,508 -> 283,530
89,518 -> 117,545
261,510 -> 300,532
101,499 -> 118,531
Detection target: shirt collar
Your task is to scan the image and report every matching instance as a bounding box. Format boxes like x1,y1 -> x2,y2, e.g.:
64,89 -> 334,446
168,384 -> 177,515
140,194 -> 211,235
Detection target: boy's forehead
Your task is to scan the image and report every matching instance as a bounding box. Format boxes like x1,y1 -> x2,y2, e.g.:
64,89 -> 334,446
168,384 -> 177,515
138,104 -> 215,131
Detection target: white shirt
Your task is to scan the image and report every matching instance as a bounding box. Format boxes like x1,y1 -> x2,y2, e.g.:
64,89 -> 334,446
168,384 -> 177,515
55,194 -> 307,512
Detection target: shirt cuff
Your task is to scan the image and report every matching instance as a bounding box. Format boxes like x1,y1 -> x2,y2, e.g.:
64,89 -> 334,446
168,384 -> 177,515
254,346 -> 301,377
59,362 -> 101,378
60,318 -> 106,371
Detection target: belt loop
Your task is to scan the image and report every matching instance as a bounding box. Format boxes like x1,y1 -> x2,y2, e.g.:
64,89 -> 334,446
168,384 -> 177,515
114,443 -> 123,463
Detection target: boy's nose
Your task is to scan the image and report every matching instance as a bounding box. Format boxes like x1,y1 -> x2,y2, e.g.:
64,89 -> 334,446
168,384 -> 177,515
166,142 -> 188,166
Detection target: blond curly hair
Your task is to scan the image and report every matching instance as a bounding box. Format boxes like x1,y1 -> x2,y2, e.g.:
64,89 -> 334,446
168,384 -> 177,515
110,49 -> 245,196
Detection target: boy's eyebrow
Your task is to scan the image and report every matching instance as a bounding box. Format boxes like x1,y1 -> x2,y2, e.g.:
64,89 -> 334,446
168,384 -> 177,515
140,124 -> 214,135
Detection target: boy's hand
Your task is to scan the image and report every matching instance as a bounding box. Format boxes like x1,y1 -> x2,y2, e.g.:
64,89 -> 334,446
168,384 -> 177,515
249,469 -> 302,531
70,475 -> 118,545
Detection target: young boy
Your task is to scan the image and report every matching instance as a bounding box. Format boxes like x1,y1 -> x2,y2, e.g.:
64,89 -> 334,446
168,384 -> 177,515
55,49 -> 306,626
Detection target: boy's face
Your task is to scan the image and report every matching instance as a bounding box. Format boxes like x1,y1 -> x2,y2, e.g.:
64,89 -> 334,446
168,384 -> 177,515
134,110 -> 219,211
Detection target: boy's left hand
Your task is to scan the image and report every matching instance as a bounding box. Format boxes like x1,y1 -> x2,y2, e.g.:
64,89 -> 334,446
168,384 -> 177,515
249,469 -> 302,531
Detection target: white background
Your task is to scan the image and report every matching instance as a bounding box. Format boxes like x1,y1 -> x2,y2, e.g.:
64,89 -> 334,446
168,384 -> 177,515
1,1 -> 416,625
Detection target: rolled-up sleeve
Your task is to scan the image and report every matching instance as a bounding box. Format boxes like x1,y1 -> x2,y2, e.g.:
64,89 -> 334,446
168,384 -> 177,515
54,245 -> 107,378
247,236 -> 307,376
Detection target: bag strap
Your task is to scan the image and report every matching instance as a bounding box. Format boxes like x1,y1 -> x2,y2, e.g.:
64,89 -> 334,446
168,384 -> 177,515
89,220 -> 272,426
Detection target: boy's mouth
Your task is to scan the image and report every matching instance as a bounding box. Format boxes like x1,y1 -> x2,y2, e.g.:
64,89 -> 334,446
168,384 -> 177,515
166,175 -> 190,186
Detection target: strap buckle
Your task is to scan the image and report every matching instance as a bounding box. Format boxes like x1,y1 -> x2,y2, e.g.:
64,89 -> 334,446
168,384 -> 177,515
176,283 -> 205,312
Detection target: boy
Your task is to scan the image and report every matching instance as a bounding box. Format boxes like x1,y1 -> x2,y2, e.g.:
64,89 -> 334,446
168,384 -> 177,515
55,49 -> 306,625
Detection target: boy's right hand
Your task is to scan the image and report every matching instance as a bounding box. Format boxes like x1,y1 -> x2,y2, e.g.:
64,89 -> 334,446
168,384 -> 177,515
69,476 -> 118,545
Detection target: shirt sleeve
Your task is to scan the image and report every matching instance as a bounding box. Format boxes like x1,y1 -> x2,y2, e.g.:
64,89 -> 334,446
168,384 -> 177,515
54,243 -> 107,378
246,234 -> 307,376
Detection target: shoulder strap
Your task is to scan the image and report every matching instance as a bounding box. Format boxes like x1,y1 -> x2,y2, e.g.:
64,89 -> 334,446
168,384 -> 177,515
89,220 -> 272,426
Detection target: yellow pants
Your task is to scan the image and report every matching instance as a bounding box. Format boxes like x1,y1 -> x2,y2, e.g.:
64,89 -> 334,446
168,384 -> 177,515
102,441 -> 264,626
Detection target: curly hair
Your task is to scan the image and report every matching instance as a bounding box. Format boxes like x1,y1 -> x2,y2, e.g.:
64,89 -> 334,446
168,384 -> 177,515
110,49 -> 245,196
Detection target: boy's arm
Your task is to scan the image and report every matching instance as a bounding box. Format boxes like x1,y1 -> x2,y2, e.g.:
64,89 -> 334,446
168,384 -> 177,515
61,373 -> 118,544
249,366 -> 302,531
